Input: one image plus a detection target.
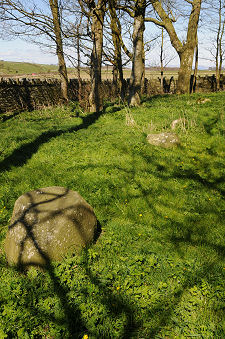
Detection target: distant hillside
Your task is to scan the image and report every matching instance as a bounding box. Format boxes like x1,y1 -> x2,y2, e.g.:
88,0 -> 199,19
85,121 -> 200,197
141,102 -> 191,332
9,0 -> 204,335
146,66 -> 180,72
0,60 -> 222,80
0,60 -> 59,76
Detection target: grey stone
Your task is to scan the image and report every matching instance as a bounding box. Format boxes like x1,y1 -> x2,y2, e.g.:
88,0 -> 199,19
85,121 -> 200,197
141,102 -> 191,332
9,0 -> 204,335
147,132 -> 180,148
4,187 -> 97,268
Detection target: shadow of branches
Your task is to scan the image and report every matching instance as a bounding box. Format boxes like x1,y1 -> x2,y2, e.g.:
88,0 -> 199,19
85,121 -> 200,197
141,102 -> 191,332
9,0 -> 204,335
0,110 -> 103,172
1,94 -> 225,337
5,188 -> 93,336
4,186 -> 142,338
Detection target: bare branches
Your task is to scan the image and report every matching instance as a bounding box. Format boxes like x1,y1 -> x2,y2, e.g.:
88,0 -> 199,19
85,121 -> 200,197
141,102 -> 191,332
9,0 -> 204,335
0,0 -> 56,42
203,0 -> 225,89
145,16 -> 165,26
117,5 -> 134,17
148,1 -> 183,53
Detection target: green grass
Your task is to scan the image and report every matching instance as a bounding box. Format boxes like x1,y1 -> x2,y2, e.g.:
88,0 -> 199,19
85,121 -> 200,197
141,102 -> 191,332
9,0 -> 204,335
0,92 -> 225,338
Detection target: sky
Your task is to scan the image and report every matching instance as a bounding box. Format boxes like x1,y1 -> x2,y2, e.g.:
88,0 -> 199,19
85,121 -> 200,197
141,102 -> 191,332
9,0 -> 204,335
0,3 -> 216,72
0,0 -> 220,70
0,39 -> 58,65
0,35 -> 214,70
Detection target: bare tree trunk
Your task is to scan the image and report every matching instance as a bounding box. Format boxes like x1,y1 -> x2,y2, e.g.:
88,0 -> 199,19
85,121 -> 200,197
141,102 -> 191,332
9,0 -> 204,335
141,43 -> 146,95
218,22 -> 224,88
215,0 -> 225,90
216,32 -> 220,90
160,27 -> 164,93
177,46 -> 196,94
112,65 -> 118,83
88,0 -> 106,113
191,37 -> 199,93
109,0 -> 125,100
149,0 -> 202,94
77,36 -> 82,103
76,18 -> 82,104
49,0 -> 68,102
129,0 -> 146,106
177,1 -> 201,94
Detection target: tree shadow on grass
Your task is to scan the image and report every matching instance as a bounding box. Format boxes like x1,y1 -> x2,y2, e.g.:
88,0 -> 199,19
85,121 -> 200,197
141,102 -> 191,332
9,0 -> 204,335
141,93 -> 171,104
0,109 -> 103,172
2,98 -> 225,337
5,188 -> 89,336
131,144 -> 225,256
79,250 -> 142,338
90,141 -> 225,337
103,102 -> 122,113
4,186 -> 141,338
145,260 -> 223,338
2,162 -> 224,337
0,111 -> 21,122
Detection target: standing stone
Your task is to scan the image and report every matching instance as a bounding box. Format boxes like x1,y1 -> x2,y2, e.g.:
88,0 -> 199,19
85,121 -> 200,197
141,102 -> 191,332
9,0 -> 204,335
4,187 -> 97,268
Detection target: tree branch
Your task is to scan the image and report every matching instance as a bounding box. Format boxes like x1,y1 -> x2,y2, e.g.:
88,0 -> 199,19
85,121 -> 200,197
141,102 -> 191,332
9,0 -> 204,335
145,16 -> 165,26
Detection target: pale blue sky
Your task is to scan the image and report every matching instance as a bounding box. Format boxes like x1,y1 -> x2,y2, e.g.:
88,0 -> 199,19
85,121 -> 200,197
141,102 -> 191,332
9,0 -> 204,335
0,25 -> 215,70
0,37 -> 213,69
0,0 -> 219,69
0,39 -> 58,65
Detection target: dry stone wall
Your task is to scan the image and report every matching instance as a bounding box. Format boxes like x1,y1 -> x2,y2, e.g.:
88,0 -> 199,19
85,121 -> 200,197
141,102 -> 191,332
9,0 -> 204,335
0,78 -> 62,114
195,74 -> 225,92
0,75 -> 224,115
0,78 -> 121,114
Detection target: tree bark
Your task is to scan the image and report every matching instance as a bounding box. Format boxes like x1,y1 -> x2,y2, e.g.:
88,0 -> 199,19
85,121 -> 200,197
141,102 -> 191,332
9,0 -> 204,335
88,0 -> 106,112
149,0 -> 202,94
141,42 -> 146,94
160,27 -> 164,93
128,0 -> 146,106
109,0 -> 125,100
177,0 -> 201,93
215,0 -> 225,90
190,36 -> 198,93
49,0 -> 68,102
177,46 -> 196,94
76,17 -> 83,104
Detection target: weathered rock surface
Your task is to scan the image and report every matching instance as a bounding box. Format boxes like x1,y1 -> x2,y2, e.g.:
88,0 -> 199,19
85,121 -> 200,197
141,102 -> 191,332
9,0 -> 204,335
147,132 -> 180,148
4,187 -> 97,268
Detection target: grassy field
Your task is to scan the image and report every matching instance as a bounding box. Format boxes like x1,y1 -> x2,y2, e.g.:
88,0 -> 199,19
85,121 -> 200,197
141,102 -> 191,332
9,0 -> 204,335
0,60 -> 222,80
0,60 -> 58,76
0,92 -> 225,338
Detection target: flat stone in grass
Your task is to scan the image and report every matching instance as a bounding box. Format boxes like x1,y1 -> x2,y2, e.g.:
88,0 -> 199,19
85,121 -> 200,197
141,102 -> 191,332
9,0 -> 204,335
197,98 -> 211,104
4,187 -> 97,268
147,132 -> 180,148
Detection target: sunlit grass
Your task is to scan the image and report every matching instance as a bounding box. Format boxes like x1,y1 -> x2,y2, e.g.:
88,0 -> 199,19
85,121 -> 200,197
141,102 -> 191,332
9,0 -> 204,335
0,92 -> 225,338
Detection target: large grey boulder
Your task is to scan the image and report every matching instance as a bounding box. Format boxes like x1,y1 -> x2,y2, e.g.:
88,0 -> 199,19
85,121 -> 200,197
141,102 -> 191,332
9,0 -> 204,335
147,132 -> 180,148
5,187 -> 97,268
